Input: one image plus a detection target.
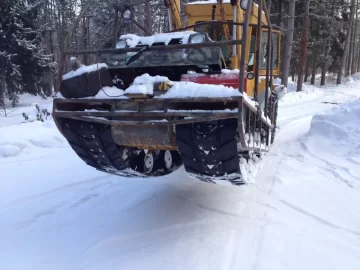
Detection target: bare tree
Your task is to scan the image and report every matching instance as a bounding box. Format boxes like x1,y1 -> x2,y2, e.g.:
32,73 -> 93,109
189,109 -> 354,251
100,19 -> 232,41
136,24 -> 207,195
351,0 -> 359,74
297,0 -> 310,92
145,1 -> 153,34
281,0 -> 296,87
346,0 -> 356,76
337,0 -> 355,84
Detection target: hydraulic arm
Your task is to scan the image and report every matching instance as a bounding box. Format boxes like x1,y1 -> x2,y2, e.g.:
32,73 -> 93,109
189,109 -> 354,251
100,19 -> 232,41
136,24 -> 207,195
164,0 -> 183,30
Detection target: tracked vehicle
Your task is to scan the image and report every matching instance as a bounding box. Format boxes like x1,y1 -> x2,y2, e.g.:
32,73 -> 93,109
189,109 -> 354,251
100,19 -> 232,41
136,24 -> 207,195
53,0 -> 285,185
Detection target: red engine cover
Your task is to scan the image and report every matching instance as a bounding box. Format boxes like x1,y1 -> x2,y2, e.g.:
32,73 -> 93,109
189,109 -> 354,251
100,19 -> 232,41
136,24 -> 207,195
180,73 -> 247,93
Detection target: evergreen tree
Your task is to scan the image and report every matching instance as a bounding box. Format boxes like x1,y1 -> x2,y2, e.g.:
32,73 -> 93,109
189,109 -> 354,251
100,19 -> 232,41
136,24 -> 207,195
0,0 -> 53,104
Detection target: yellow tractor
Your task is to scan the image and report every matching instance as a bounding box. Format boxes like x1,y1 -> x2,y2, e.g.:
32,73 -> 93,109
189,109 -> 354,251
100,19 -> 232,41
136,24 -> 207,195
53,0 -> 284,185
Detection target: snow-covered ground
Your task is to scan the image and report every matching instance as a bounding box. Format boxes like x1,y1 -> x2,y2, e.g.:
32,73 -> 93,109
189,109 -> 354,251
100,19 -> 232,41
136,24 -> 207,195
1,77 -> 360,270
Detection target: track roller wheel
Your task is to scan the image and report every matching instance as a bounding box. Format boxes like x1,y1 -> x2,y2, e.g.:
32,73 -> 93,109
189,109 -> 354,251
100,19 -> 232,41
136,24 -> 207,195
144,153 -> 155,174
163,150 -> 173,170
129,150 -> 182,177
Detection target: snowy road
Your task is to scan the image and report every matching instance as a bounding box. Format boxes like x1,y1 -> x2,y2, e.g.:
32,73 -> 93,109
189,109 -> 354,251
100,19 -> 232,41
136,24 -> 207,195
1,79 -> 360,270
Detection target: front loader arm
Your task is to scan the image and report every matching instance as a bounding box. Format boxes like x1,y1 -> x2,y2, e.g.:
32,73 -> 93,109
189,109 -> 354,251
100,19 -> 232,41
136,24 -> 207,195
164,0 -> 183,30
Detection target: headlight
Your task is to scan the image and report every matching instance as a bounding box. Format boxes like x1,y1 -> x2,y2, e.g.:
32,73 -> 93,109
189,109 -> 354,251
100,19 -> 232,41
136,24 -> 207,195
190,34 -> 205,44
247,72 -> 255,80
240,0 -> 249,10
116,40 -> 127,49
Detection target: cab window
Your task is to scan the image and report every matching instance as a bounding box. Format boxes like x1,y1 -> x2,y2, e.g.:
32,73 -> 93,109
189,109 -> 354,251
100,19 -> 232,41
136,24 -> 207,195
259,31 -> 279,70
195,21 -> 235,60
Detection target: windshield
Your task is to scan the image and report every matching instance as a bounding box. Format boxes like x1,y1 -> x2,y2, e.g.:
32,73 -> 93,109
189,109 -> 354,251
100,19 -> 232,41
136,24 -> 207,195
195,21 -> 235,59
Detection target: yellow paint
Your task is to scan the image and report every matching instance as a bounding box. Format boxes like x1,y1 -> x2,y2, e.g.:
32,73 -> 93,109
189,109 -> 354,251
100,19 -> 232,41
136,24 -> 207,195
168,0 -> 183,29
179,1 -> 282,98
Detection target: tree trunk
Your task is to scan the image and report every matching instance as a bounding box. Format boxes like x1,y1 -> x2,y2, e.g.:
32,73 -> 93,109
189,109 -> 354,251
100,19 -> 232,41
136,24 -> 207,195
0,57 -> 7,117
311,60 -> 316,85
351,0 -> 359,74
82,14 -> 87,65
277,0 -> 283,26
346,28 -> 353,76
304,60 -> 309,82
113,8 -> 119,46
321,63 -> 327,86
337,0 -> 355,84
296,0 -> 310,92
145,1 -> 152,34
281,0 -> 295,87
357,44 -> 360,71
337,26 -> 352,84
347,11 -> 355,76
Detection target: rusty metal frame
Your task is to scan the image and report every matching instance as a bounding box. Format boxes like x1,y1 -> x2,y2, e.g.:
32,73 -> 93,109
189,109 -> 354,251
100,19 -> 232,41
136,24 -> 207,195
53,95 -> 272,129
55,0 -> 275,152
61,39 -> 243,56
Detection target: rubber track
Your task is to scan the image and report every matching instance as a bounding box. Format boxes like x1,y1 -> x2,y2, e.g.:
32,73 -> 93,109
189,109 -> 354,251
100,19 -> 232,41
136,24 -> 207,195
176,119 -> 244,185
59,118 -> 143,177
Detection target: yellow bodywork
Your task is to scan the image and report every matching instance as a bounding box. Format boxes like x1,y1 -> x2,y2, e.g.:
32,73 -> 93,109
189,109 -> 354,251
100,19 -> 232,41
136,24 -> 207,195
178,1 -> 282,99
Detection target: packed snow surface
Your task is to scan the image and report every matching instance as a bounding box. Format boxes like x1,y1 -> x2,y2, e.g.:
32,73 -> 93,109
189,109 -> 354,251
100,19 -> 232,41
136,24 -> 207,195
124,73 -> 241,98
62,63 -> 108,81
159,81 -> 242,98
120,31 -> 196,48
124,74 -> 170,96
125,84 -> 154,96
133,74 -> 169,85
221,69 -> 240,74
1,74 -> 360,269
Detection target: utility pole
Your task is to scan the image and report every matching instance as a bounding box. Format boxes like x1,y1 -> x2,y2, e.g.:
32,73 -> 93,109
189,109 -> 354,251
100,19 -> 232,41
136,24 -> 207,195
297,0 -> 310,92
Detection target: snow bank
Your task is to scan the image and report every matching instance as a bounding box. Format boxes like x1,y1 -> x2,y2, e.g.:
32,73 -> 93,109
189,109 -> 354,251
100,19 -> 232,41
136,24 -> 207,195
120,31 -> 196,48
62,63 -> 108,81
349,72 -> 360,81
301,98 -> 360,176
309,98 -> 360,146
280,83 -> 323,104
0,121 -> 65,158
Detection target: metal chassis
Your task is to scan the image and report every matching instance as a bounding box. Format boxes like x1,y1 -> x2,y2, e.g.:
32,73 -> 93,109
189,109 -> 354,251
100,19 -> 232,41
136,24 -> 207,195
54,0 -> 275,153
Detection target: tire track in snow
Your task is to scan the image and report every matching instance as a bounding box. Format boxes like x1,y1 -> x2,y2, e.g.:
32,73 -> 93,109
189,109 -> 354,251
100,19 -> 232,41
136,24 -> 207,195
299,140 -> 360,193
242,104 -> 322,268
0,175 -> 112,210
280,200 -> 360,237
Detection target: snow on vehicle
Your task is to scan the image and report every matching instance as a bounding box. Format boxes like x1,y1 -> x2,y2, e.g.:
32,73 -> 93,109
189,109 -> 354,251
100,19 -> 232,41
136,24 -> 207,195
52,0 -> 285,186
